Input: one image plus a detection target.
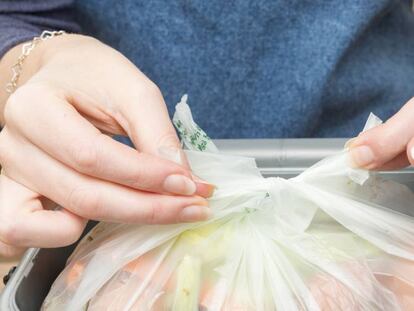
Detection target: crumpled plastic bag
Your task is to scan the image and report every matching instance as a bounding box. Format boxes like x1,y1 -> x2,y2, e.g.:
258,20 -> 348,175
42,95 -> 414,311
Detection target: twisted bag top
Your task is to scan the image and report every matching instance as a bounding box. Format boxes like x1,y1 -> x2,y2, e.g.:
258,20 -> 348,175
43,96 -> 414,311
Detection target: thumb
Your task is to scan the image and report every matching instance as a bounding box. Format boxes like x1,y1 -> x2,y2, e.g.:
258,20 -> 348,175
348,99 -> 414,169
118,85 -> 215,197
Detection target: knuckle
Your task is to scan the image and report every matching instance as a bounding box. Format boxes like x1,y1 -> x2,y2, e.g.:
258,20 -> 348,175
129,161 -> 157,190
130,174 -> 154,191
4,83 -> 56,126
70,140 -> 99,173
0,215 -> 22,245
131,78 -> 162,104
155,131 -> 180,150
144,200 -> 164,224
65,226 -> 84,245
68,187 -> 99,217
143,80 -> 162,99
4,91 -> 28,126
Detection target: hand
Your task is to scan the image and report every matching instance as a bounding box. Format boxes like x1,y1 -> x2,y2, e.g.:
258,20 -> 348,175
0,34 -> 213,257
348,98 -> 414,170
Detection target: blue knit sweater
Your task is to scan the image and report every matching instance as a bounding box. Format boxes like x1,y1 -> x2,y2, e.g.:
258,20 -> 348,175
2,0 -> 414,138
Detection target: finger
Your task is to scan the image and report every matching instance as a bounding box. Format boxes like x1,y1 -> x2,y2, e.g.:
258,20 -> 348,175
116,82 -> 181,155
0,130 -> 210,224
0,240 -> 25,258
78,112 -> 127,136
5,209 -> 86,248
348,99 -> 414,169
377,152 -> 410,171
118,86 -> 217,196
5,85 -> 201,196
408,136 -> 414,166
0,173 -> 86,248
158,147 -> 216,198
0,171 -> 25,257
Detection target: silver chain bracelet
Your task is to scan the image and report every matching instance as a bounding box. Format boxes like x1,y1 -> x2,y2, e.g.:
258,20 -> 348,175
5,30 -> 66,94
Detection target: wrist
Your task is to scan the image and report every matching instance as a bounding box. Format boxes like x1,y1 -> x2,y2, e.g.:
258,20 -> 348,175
39,34 -> 97,64
0,33 -> 95,126
0,41 -> 36,126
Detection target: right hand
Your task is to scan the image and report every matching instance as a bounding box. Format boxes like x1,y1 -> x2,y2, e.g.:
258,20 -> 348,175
0,34 -> 213,257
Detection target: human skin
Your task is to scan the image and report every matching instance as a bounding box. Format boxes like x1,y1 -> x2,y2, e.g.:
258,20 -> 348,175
0,34 -> 413,259
348,99 -> 414,170
0,34 -> 214,257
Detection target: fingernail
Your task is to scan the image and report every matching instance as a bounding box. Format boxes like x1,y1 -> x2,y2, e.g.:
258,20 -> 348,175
411,146 -> 414,162
179,205 -> 212,223
191,174 -> 216,197
195,181 -> 216,198
163,174 -> 196,195
344,137 -> 357,149
350,145 -> 375,167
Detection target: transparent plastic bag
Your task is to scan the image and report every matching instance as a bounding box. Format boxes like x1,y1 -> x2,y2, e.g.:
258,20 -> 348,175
42,96 -> 414,310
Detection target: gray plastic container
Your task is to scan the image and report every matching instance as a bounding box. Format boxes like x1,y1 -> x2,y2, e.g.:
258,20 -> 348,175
1,139 -> 413,310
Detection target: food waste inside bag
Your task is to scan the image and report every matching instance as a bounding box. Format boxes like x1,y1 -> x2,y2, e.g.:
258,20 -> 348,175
43,95 -> 414,310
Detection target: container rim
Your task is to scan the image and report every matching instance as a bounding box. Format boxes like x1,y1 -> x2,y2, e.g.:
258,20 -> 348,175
1,138 -> 413,310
